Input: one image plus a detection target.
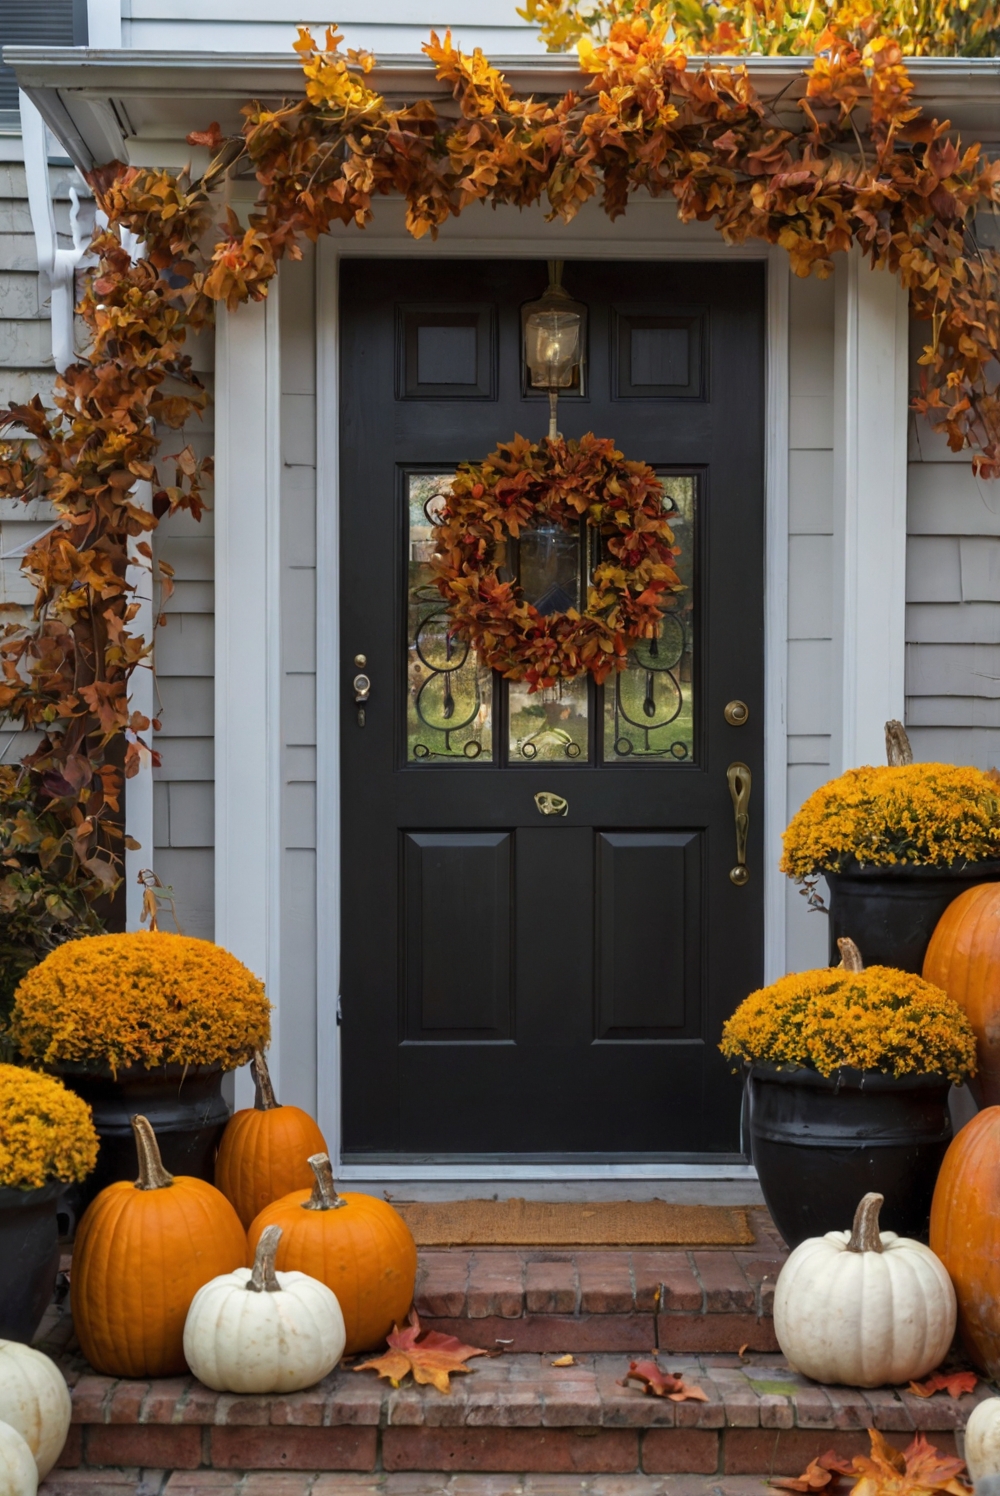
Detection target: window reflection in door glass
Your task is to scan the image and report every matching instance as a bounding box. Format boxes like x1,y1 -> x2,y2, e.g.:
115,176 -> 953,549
509,675 -> 589,762
406,474 -> 493,763
603,475 -> 695,763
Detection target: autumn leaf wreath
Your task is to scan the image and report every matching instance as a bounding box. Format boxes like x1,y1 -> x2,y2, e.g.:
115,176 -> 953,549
432,433 -> 686,692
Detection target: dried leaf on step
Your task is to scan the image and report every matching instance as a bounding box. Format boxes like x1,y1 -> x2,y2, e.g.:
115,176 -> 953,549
618,1360 -> 709,1402
738,1343 -> 749,1358
907,1372 -> 977,1399
552,1355 -> 576,1366
841,1430 -> 972,1496
355,1310 -> 487,1394
769,1451 -> 847,1492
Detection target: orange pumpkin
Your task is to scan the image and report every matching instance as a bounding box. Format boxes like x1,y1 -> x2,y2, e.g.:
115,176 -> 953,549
247,1153 -> 416,1355
929,1106 -> 1000,1376
924,882 -> 1000,1105
71,1114 -> 248,1377
215,1050 -> 328,1228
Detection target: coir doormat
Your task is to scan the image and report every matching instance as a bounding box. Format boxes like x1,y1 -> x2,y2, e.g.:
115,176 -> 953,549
394,1198 -> 754,1247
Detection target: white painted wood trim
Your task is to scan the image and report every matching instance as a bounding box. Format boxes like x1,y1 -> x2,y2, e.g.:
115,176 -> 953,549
315,236 -> 342,1157
763,248 -> 790,983
125,480 -> 154,931
86,0 -> 122,48
833,250 -> 909,771
314,219 -> 785,1171
214,286 -> 283,1109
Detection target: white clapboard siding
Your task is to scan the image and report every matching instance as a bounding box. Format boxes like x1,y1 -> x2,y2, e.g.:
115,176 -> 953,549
905,318 -> 1000,768
785,272 -> 836,973
122,0 -> 538,54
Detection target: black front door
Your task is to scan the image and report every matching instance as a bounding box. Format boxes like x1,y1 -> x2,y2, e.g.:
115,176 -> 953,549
339,257 -> 764,1162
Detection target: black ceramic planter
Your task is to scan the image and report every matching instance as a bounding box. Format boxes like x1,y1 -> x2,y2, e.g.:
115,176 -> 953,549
825,860 -> 1000,973
0,1180 -> 64,1342
747,1062 -> 953,1249
59,1062 -> 231,1211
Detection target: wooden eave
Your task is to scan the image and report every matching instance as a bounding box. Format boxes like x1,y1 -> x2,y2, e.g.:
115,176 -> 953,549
3,45 -> 1000,178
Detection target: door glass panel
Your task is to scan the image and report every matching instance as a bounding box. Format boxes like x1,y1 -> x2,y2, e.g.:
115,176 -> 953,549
518,522 -> 580,614
509,676 -> 589,761
407,474 -> 493,763
603,475 -> 695,762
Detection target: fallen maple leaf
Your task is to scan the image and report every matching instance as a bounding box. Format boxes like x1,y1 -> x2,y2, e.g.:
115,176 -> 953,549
815,1430 -> 971,1496
551,1355 -> 576,1366
355,1311 -> 487,1394
770,1451 -> 846,1492
618,1359 -> 709,1402
907,1372 -> 977,1399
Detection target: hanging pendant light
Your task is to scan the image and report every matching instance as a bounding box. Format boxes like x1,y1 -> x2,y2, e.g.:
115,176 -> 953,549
522,261 -> 586,440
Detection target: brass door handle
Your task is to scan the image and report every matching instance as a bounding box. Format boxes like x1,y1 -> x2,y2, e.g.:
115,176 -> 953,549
727,762 -> 751,886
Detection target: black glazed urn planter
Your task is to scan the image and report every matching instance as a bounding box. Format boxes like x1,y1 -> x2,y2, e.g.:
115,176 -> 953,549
746,1062 -> 953,1249
825,860 -> 1000,973
0,1180 -> 64,1342
58,1062 -> 231,1210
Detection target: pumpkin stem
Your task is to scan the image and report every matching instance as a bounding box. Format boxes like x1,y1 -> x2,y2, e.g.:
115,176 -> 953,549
247,1225 -> 283,1292
885,720 -> 914,767
303,1152 -> 346,1211
846,1192 -> 885,1253
131,1115 -> 174,1191
837,937 -> 865,973
251,1050 -> 279,1112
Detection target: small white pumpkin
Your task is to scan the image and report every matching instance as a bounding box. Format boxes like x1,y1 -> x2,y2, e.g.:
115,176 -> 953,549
183,1224 -> 346,1393
965,1397 -> 1000,1483
773,1192 -> 957,1387
0,1342 -> 71,1479
0,1420 -> 38,1496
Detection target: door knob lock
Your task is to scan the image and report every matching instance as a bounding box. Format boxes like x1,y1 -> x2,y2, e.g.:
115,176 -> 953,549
353,670 -> 370,727
724,700 -> 749,726
727,762 -> 751,885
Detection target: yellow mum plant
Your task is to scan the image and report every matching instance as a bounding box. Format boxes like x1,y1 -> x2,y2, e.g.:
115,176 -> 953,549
781,763 -> 1000,880
0,1063 -> 98,1191
720,966 -> 976,1082
10,932 -> 271,1074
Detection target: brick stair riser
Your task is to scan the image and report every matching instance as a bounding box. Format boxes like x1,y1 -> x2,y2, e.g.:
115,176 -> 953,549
418,1318 -> 780,1355
57,1424 -> 962,1478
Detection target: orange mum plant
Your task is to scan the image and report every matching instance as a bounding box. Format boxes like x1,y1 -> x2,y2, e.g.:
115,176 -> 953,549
10,932 -> 270,1074
781,764 -> 1000,880
720,964 -> 976,1080
2,14 -> 1000,923
0,1062 -> 99,1190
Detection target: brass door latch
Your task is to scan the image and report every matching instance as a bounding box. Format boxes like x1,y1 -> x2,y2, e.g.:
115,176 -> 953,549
727,762 -> 751,885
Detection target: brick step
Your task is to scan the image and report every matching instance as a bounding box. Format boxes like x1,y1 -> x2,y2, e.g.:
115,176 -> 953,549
39,1471 -> 787,1494
49,1347 -> 985,1479
412,1210 -> 787,1355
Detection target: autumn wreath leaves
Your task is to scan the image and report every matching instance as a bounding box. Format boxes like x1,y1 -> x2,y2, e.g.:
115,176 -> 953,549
432,433 -> 684,692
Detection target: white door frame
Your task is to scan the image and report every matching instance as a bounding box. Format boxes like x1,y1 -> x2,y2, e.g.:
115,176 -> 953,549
312,205 -> 790,1179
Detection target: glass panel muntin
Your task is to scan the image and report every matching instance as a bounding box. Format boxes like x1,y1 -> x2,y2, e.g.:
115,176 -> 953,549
405,469 -> 696,767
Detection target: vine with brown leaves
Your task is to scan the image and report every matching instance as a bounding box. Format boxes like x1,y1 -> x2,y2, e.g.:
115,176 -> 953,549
0,11 -> 998,978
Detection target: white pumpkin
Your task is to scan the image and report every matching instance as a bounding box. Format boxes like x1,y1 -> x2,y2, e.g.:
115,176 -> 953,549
0,1420 -> 38,1496
0,1342 -> 71,1479
183,1224 -> 346,1393
773,1192 -> 956,1388
965,1398 -> 1000,1483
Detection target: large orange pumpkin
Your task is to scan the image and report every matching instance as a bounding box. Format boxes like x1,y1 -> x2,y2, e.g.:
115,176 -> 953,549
924,882 -> 1000,1105
71,1115 -> 248,1377
929,1106 -> 1000,1376
247,1153 -> 416,1355
215,1049 -> 327,1228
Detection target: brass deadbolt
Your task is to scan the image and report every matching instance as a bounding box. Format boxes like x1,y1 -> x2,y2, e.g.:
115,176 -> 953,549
354,654 -> 367,668
724,700 -> 749,727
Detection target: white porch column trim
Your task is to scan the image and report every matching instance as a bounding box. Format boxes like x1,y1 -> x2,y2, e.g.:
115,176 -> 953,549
215,287 -> 283,1107
86,0 -> 122,48
833,250 -> 909,772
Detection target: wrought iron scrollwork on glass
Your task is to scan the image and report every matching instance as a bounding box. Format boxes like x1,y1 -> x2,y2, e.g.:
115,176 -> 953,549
407,475 -> 493,763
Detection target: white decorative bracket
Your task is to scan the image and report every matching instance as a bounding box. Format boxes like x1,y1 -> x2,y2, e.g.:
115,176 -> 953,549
19,90 -> 96,373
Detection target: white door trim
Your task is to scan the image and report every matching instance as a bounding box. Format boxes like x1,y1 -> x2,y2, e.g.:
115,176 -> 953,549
214,286 -> 284,1109
314,212 -> 789,1176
